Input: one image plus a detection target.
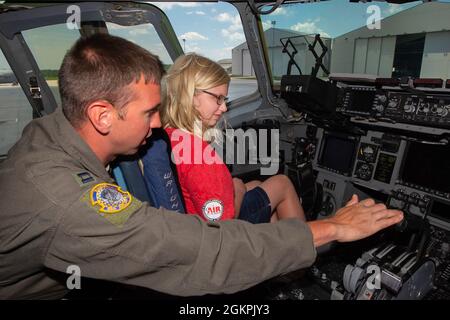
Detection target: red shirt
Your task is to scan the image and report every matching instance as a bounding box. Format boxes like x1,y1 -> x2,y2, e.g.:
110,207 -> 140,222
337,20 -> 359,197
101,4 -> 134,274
165,127 -> 235,221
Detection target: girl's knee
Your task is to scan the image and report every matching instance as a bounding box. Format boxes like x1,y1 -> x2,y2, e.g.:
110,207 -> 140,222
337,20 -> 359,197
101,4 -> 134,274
272,174 -> 292,188
245,180 -> 262,191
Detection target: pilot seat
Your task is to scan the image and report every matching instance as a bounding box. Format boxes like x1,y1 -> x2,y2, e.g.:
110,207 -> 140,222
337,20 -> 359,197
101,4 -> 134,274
111,128 -> 186,213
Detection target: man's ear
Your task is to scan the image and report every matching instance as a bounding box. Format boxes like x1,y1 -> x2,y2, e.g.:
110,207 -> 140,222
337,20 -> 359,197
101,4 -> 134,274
85,101 -> 115,135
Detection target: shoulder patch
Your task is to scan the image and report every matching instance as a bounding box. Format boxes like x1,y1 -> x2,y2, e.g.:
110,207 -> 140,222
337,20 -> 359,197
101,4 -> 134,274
73,171 -> 96,186
202,199 -> 224,221
81,183 -> 142,227
90,183 -> 132,213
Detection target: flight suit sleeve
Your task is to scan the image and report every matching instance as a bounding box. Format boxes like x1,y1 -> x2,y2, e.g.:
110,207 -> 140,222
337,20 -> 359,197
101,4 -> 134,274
44,187 -> 317,296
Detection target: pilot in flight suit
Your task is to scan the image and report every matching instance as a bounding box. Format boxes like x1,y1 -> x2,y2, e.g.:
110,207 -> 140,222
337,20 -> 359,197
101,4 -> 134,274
0,105 -> 316,299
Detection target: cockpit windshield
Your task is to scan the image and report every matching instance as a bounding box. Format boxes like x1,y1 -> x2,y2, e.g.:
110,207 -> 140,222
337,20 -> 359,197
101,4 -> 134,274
258,0 -> 450,86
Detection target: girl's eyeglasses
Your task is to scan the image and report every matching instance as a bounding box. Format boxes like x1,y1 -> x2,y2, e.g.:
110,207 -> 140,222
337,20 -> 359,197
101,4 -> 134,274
201,90 -> 229,106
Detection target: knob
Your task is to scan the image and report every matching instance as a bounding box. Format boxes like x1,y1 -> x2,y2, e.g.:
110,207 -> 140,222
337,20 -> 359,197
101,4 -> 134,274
404,104 -> 414,113
374,104 -> 384,112
396,190 -> 408,201
377,95 -> 387,103
388,101 -> 398,108
431,105 -> 438,113
409,193 -> 420,206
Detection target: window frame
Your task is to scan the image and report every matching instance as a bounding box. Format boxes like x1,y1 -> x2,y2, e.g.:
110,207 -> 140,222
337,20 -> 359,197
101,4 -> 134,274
0,2 -> 183,116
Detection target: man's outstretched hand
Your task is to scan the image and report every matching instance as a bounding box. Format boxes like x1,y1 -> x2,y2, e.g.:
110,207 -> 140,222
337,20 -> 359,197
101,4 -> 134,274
307,194 -> 404,247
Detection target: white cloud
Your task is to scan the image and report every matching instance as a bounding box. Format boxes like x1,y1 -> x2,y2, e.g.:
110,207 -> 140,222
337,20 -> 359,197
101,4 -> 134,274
187,10 -> 205,15
271,7 -> 288,16
215,12 -> 232,22
129,28 -> 149,36
106,23 -> 128,30
194,47 -> 233,61
179,31 -> 208,41
214,12 -> 240,25
384,4 -> 402,16
290,21 -> 330,38
214,13 -> 243,43
150,2 -> 201,10
229,22 -> 243,32
184,41 -> 199,49
211,48 -> 233,61
262,21 -> 272,31
185,45 -> 202,53
223,46 -> 234,52
106,23 -> 150,36
221,29 -> 245,43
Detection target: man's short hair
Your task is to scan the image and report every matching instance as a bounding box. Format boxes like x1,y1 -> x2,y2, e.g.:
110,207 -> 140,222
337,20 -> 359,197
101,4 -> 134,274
58,33 -> 165,127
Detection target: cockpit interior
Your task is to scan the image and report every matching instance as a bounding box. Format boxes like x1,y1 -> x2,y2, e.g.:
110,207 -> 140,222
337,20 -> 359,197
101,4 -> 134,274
0,0 -> 449,300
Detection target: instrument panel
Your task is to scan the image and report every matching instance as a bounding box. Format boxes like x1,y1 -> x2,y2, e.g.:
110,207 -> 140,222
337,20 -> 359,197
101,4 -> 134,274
336,86 -> 450,129
277,77 -> 450,300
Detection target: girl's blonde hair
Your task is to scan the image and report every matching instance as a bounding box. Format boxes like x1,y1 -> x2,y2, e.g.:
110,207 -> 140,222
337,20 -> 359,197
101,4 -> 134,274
161,53 -> 230,134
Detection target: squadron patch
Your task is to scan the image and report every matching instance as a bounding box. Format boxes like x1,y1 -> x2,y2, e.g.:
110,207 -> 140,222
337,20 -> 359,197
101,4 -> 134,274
90,183 -> 132,214
81,182 -> 142,227
202,199 -> 224,221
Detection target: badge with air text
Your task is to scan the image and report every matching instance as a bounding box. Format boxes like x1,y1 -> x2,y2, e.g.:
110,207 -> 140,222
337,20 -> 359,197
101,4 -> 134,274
202,199 -> 224,221
90,183 -> 132,214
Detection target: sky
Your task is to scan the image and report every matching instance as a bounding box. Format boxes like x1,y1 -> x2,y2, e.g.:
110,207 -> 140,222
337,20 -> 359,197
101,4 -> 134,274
0,0 -> 438,71
150,0 -> 420,60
